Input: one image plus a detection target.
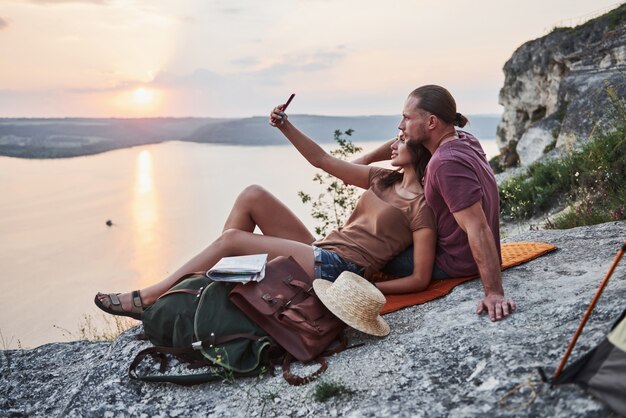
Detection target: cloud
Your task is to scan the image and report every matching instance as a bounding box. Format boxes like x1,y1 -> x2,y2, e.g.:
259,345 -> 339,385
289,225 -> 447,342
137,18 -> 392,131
0,18 -> 8,30
0,45 -> 349,118
153,68 -> 228,89
214,0 -> 243,14
231,56 -> 261,67
245,47 -> 348,84
167,47 -> 348,88
29,0 -> 110,5
218,7 -> 243,15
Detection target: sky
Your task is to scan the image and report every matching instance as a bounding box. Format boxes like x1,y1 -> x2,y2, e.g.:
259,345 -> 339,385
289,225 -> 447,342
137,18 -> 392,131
0,0 -> 622,118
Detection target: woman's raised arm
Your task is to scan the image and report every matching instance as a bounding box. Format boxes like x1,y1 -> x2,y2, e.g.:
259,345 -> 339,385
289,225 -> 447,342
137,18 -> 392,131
270,106 -> 371,189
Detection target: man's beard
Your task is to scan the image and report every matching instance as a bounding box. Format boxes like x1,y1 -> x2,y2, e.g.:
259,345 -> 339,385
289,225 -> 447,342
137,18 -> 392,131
407,126 -> 428,144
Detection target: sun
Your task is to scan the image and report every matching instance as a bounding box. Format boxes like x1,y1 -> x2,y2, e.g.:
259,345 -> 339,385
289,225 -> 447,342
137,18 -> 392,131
132,87 -> 155,105
111,86 -> 163,116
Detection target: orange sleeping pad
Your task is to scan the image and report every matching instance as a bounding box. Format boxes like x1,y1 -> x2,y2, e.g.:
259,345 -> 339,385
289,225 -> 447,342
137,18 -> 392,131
380,242 -> 557,314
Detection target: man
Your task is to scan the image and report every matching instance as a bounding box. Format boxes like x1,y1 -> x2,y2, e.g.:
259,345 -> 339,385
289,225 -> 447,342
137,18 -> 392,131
357,85 -> 515,321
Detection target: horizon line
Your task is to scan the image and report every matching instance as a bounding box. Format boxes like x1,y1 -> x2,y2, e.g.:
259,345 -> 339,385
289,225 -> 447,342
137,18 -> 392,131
0,112 -> 503,120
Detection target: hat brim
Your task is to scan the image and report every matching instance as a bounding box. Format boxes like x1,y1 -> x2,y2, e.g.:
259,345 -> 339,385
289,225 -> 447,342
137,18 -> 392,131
313,279 -> 390,337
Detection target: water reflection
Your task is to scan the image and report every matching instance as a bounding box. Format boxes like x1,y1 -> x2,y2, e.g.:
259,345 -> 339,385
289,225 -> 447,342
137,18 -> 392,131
131,150 -> 160,287
136,150 -> 154,195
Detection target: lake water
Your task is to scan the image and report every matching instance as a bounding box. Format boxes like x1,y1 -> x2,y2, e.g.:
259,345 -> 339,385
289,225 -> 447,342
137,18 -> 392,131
0,139 -> 497,349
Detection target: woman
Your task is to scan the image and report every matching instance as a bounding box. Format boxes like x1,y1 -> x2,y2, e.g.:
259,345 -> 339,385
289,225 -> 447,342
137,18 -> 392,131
95,104 -> 437,319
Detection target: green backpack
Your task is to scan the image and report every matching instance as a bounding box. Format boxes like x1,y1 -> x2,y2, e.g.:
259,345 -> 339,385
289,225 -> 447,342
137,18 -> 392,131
129,274 -> 279,385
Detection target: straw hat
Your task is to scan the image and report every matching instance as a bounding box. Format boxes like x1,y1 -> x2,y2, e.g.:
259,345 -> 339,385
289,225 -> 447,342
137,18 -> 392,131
313,271 -> 390,337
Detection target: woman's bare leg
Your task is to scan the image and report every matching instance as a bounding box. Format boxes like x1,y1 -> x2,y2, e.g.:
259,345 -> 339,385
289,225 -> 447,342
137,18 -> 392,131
97,185 -> 317,313
97,230 -> 316,312
135,229 -> 316,304
222,185 -> 315,244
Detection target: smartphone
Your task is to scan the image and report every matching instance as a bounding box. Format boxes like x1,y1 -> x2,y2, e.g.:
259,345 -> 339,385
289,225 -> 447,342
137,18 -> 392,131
281,93 -> 295,111
272,93 -> 295,124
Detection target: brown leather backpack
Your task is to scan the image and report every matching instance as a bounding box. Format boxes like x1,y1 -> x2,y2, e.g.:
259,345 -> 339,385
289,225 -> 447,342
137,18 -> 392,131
229,256 -> 346,365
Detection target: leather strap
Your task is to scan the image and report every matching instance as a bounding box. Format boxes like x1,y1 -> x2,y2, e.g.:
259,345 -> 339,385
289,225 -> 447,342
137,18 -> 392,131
160,288 -> 204,298
281,353 -> 328,386
195,332 -> 262,350
279,333 -> 349,385
262,293 -> 288,308
129,332 -> 263,379
156,272 -> 207,301
284,277 -> 312,292
319,332 -> 348,356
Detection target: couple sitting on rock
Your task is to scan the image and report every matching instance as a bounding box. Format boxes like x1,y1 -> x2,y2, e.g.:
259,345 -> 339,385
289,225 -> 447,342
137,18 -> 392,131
96,84 -> 515,335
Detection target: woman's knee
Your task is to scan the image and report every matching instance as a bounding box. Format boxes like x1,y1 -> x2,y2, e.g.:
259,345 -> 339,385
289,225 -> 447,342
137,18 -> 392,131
238,184 -> 271,204
216,228 -> 247,252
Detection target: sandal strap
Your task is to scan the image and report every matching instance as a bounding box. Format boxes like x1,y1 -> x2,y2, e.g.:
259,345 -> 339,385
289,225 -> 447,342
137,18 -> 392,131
109,293 -> 121,306
131,290 -> 144,310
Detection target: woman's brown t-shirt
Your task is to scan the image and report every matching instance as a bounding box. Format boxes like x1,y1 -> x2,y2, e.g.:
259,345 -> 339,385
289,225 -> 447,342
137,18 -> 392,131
314,167 -> 436,276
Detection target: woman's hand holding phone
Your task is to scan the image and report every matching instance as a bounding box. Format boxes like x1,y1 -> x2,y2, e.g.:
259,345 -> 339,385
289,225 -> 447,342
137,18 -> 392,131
269,93 -> 295,127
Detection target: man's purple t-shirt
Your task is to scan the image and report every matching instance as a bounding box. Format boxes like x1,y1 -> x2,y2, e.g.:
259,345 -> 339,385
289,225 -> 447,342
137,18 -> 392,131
424,130 -> 501,277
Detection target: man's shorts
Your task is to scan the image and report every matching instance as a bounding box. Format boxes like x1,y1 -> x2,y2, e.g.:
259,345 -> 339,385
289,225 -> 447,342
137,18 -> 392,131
312,246 -> 365,281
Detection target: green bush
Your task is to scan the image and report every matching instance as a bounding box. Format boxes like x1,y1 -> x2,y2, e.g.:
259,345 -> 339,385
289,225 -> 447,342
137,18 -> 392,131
298,129 -> 362,237
500,122 -> 626,228
499,156 -> 573,220
500,79 -> 626,228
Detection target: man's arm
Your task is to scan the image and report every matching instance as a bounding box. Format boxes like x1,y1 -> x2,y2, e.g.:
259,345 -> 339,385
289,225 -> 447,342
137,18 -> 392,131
452,201 -> 516,321
351,137 -> 396,165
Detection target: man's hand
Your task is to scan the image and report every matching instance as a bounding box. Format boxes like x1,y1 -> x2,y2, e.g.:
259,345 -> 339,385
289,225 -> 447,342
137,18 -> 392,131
476,293 -> 516,321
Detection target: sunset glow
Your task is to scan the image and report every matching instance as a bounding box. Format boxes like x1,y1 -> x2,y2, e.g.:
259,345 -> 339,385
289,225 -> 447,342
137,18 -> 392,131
110,87 -> 163,116
132,88 -> 156,106
0,1 -> 619,117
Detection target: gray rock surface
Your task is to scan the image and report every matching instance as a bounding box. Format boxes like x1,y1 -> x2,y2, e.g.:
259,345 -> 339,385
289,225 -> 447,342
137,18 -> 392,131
2,221 -> 626,417
496,4 -> 626,167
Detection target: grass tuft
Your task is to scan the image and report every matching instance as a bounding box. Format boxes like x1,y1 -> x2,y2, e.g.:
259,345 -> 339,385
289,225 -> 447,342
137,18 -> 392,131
54,313 -> 137,342
313,379 -> 354,402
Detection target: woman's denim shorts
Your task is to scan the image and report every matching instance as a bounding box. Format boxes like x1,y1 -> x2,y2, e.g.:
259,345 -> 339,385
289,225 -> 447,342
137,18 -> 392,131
312,246 -> 365,282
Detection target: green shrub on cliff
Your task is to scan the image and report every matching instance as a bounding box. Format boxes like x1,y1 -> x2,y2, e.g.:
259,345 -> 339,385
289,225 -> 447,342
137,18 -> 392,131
500,91 -> 626,228
549,126 -> 626,228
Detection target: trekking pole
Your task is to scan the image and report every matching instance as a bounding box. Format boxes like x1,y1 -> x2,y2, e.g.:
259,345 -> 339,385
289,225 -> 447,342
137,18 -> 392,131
553,240 -> 626,381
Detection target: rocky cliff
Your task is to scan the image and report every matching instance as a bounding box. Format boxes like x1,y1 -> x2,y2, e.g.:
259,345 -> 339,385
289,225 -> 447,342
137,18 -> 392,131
2,221 -> 626,417
496,4 -> 626,168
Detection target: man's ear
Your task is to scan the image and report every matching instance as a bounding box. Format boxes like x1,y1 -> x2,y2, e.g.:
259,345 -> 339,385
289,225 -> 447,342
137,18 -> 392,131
427,114 -> 438,130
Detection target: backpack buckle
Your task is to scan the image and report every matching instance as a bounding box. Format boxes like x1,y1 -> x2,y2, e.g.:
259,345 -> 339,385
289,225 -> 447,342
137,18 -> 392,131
192,341 -> 203,350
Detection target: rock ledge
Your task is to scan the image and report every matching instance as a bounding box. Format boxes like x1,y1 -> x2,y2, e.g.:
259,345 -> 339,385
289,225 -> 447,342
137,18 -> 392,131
2,221 -> 626,417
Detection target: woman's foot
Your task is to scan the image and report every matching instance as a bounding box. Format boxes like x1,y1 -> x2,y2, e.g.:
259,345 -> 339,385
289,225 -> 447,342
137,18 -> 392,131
94,290 -> 146,320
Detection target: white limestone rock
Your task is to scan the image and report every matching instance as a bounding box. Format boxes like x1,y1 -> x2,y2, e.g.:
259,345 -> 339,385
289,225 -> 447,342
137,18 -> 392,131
495,4 -> 626,169
517,126 -> 558,166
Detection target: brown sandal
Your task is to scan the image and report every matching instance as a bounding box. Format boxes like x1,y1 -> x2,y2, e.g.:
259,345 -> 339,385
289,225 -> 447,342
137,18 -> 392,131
94,290 -> 145,320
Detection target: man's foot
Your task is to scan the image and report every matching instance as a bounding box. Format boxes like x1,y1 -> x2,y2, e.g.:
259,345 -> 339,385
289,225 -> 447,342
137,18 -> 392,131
94,290 -> 146,320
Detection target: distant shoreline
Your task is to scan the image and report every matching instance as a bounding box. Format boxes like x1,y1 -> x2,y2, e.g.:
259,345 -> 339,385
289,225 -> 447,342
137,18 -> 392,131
0,137 -> 501,162
0,115 -> 501,159
0,137 -> 384,160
